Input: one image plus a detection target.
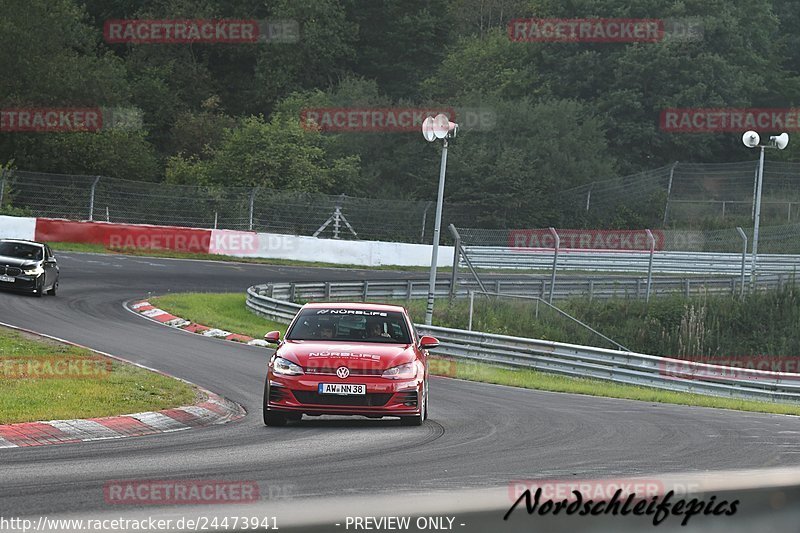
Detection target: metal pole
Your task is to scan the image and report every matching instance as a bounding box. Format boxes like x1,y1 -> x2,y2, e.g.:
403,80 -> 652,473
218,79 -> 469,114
249,187 -> 257,231
0,169 -> 5,207
750,146 -> 765,287
662,161 -> 678,226
424,138 -> 449,325
449,224 -> 461,299
548,227 -> 559,304
105,206 -> 110,222
89,176 -> 100,221
736,226 -> 747,299
751,162 -> 759,221
214,211 -> 218,229
645,229 -> 655,302
468,290 -> 474,331
585,186 -> 592,212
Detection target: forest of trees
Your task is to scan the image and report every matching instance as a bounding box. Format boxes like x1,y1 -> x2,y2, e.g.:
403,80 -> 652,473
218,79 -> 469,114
2,0 -> 799,228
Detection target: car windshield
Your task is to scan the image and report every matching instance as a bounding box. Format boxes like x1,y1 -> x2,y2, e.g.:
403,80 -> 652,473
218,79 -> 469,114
0,242 -> 42,261
286,308 -> 412,344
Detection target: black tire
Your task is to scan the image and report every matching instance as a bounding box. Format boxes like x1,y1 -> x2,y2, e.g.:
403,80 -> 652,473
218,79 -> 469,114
400,383 -> 426,426
262,380 -> 287,426
33,278 -> 44,297
47,281 -> 57,296
264,411 -> 287,427
423,381 -> 429,421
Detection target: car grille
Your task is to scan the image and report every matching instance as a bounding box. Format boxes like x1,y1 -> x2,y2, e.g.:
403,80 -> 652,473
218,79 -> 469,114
269,385 -> 289,403
304,367 -> 384,376
1,266 -> 22,276
395,390 -> 418,407
292,391 -> 393,407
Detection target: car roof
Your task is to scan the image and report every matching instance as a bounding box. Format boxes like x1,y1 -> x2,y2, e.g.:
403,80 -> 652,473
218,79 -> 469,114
301,302 -> 408,313
0,239 -> 45,247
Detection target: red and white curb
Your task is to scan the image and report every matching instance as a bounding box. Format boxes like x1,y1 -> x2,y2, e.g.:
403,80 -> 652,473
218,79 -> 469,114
0,323 -> 246,449
0,391 -> 244,449
130,300 -> 271,347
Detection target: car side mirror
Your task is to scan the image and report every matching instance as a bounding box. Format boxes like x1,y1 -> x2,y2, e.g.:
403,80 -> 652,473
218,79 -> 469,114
419,336 -> 439,350
264,331 -> 281,344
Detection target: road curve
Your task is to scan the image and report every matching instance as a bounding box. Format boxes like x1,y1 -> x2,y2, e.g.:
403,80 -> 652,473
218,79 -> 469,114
1,252 -> 800,518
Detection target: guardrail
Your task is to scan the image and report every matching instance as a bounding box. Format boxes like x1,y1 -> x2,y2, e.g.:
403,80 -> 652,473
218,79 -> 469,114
462,247 -> 800,276
247,283 -> 800,404
250,274 -> 796,304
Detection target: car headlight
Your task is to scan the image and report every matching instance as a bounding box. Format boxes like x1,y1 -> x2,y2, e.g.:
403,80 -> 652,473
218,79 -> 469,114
23,266 -> 44,276
271,356 -> 304,376
382,362 -> 417,380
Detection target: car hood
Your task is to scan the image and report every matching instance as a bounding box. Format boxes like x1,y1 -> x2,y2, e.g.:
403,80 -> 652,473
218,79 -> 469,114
277,341 -> 416,372
0,255 -> 39,269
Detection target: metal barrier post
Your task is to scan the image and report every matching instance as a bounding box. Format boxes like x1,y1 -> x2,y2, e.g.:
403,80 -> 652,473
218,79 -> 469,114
249,187 -> 257,231
449,225 -> 486,293
662,161 -> 678,226
645,229 -> 655,302
449,224 -> 461,299
548,227 -> 559,304
0,169 -> 5,207
88,176 -> 100,221
736,227 -> 747,298
468,290 -> 474,331
420,201 -> 432,243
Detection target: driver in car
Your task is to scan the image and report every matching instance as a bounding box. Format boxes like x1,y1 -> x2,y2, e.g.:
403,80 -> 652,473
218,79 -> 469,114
365,319 -> 391,339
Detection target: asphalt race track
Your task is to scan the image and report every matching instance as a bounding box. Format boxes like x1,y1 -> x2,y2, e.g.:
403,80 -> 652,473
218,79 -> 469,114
2,252 -> 800,519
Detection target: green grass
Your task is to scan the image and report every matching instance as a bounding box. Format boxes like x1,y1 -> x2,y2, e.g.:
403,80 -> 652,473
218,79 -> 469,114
442,359 -> 800,416
0,327 -> 197,424
49,242 -> 430,271
150,291 -> 800,416
150,292 -> 288,339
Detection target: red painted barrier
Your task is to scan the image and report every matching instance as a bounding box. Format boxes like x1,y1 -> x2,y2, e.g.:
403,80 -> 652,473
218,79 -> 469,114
34,218 -> 212,253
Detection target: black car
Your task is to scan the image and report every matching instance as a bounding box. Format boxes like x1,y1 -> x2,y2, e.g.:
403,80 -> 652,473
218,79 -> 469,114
0,239 -> 59,296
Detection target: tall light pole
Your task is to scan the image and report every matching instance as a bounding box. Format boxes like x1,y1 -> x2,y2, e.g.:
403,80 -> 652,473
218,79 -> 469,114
742,131 -> 789,286
422,114 -> 458,325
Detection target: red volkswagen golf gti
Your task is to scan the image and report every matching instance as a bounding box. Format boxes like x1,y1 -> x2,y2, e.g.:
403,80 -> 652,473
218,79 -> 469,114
262,302 -> 439,426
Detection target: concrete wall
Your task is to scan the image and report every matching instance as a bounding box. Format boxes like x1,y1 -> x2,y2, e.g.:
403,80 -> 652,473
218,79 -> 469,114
0,216 -> 452,268
0,215 -> 36,240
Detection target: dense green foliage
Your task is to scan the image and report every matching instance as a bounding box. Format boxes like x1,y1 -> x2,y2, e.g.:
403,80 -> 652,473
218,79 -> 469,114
2,0 -> 799,227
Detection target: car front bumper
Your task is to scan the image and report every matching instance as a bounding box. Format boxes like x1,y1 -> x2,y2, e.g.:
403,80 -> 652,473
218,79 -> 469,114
0,274 -> 41,293
266,374 -> 424,417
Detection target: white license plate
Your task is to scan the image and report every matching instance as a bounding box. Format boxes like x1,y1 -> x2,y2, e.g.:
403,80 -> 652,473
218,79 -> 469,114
318,383 -> 366,395
0,275 -> 14,283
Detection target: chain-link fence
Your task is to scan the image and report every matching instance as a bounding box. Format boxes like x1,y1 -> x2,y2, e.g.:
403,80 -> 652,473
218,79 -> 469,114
4,159 -> 800,245
0,170 -> 476,243
559,160 -> 800,228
